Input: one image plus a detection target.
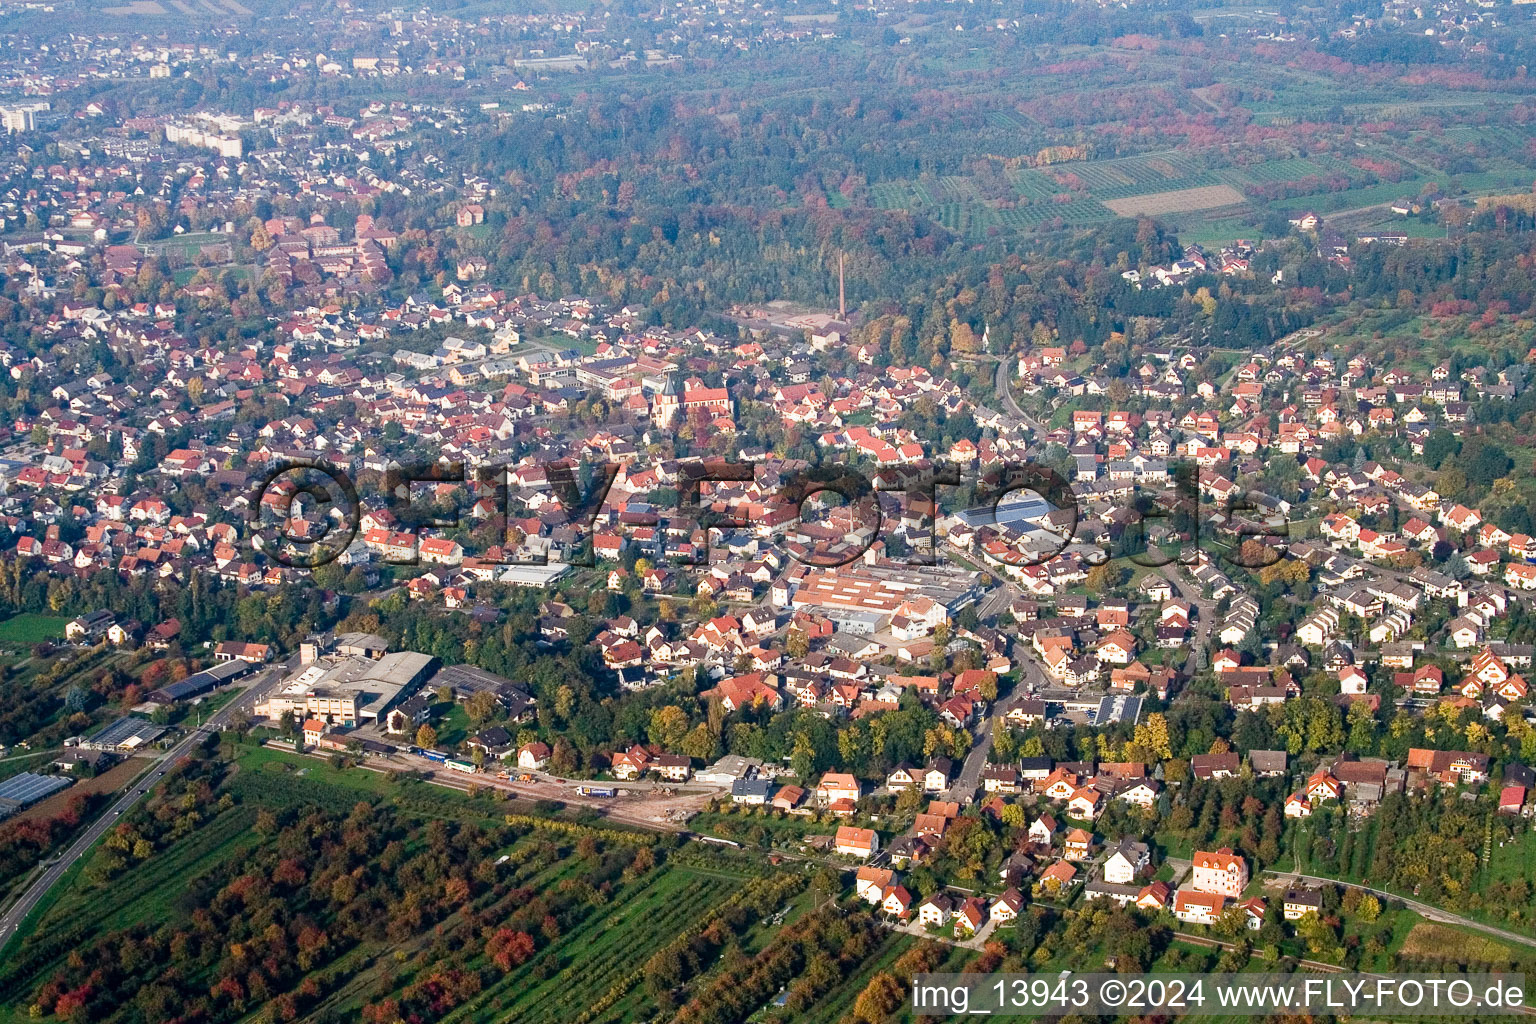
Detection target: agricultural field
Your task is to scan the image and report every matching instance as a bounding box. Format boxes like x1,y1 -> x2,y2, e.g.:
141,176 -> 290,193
100,0 -> 168,12
847,104 -> 1536,246
99,0 -> 253,17
1267,177 -> 1438,215
996,200 -> 1113,230
444,855 -> 772,1024
0,744 -> 798,1024
1395,921 -> 1532,969
7,758 -> 145,826
1103,184 -> 1248,218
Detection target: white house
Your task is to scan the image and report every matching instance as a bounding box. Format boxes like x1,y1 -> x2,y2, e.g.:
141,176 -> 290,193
1102,840 -> 1150,885
517,742 -> 551,771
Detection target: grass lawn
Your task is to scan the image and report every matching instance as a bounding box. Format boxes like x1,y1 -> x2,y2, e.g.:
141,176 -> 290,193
1353,906 -> 1422,971
433,701 -> 473,748
1155,832 -> 1196,859
0,751 -> 51,781
690,808 -> 846,847
0,614 -> 70,644
229,743 -> 447,806
173,685 -> 244,724
1483,824 -> 1536,892
142,231 -> 236,257
227,743 -> 616,828
1177,217 -> 1262,248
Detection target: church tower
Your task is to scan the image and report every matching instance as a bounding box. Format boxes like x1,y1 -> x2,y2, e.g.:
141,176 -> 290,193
653,375 -> 681,428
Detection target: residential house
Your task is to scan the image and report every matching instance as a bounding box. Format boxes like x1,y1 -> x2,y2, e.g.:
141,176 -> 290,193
1191,848 -> 1248,897
1173,888 -> 1227,926
1103,840 -> 1150,885
833,825 -> 880,859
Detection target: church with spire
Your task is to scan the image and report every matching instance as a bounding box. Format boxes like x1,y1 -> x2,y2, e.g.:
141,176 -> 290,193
651,374 -> 682,428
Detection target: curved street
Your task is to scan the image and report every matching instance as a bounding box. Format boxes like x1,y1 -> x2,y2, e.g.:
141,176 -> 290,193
1266,870 -> 1536,952
993,354 -> 1045,435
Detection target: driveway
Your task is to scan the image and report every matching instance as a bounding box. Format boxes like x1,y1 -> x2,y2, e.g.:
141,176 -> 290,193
888,912 -> 999,950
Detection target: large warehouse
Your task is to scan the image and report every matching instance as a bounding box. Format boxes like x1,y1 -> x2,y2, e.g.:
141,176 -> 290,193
784,560 -> 981,635
256,650 -> 437,727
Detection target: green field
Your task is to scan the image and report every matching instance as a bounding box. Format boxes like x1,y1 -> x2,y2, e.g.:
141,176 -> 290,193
0,615 -> 69,644
141,230 -> 234,256
690,807 -> 845,847
0,751 -> 52,782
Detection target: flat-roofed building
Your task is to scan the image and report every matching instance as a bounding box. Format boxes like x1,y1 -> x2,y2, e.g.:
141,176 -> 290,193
334,632 -> 389,659
789,561 -> 980,632
256,651 -> 436,727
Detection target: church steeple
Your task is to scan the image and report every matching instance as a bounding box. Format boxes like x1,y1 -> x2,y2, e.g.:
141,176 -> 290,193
653,374 -> 681,427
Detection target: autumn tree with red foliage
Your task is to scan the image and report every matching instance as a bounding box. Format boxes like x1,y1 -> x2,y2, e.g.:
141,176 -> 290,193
486,928 -> 536,972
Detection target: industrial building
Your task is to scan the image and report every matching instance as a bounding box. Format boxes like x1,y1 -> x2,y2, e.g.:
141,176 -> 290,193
81,717 -> 167,752
147,658 -> 251,704
0,772 -> 72,820
256,650 -> 436,727
783,560 -> 980,634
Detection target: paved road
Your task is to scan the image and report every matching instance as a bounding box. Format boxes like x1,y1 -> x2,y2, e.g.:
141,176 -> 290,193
1267,870 -> 1536,952
0,659 -> 291,953
934,360 -> 1050,803
1158,563 -> 1216,679
0,750 -> 58,763
945,647 -> 1049,803
993,356 -> 1046,435
975,578 -> 1021,622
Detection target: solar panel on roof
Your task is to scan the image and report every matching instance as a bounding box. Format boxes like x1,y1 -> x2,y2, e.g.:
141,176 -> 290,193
0,772 -> 72,806
88,716 -> 164,748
